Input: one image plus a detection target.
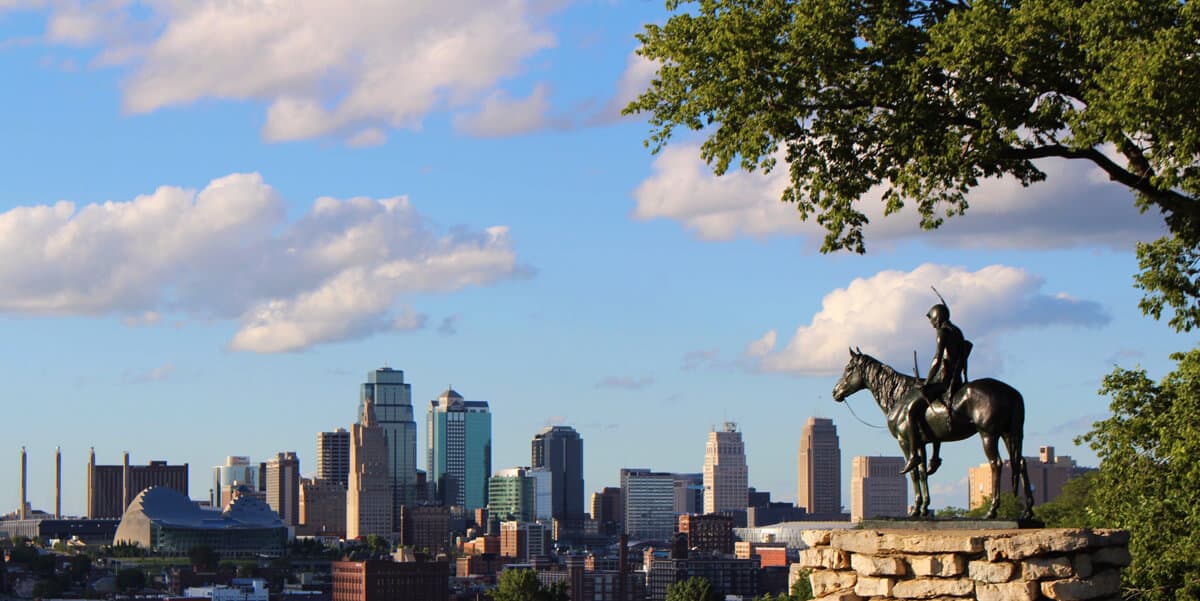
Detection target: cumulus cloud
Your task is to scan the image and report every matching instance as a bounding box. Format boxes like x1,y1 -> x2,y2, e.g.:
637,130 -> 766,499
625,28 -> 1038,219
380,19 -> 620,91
453,84 -> 566,137
590,51 -> 659,125
0,174 -> 524,352
750,264 -> 1109,376
32,1 -> 558,143
632,144 -> 1166,250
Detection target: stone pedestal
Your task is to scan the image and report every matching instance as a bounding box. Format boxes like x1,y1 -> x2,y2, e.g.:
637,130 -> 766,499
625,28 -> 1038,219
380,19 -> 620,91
791,528 -> 1129,601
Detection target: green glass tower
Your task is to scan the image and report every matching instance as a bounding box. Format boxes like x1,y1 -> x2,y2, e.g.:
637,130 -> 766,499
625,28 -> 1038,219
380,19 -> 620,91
359,367 -> 417,527
426,388 -> 492,511
487,467 -> 537,522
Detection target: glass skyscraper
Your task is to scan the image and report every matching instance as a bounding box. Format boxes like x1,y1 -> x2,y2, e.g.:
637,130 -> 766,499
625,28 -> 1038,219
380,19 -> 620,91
359,367 -> 417,525
531,425 -> 584,524
426,388 -> 492,512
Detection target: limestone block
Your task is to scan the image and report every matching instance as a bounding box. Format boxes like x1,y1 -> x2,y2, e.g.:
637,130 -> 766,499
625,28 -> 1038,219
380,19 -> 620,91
909,554 -> 965,577
798,548 -> 850,569
976,580 -> 1039,601
1073,553 -> 1094,579
1091,546 -> 1132,567
1021,556 -> 1075,580
810,570 -> 857,597
801,529 -> 833,548
891,577 -> 974,598
1040,569 -> 1121,600
813,592 -> 862,601
985,529 -> 1091,561
1086,529 -> 1130,548
831,530 -> 984,555
968,559 -> 1015,583
853,576 -> 893,597
851,553 -> 907,576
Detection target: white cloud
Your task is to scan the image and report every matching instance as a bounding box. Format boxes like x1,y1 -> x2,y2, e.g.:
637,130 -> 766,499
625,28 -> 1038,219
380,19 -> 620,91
0,174 -> 524,352
752,264 -> 1109,376
36,0 -> 558,144
122,363 -> 175,384
453,84 -> 562,137
595,375 -> 655,390
632,144 -> 1166,250
591,51 -> 659,124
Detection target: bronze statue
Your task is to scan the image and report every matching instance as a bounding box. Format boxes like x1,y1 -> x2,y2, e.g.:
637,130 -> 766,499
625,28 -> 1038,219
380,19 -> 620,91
901,292 -> 974,475
831,307 -> 1034,519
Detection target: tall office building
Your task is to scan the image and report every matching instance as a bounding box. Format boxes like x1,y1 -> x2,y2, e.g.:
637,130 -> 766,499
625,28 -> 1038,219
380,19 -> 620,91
703,422 -> 749,514
300,477 -> 347,538
968,446 -> 1096,509
318,429 -> 351,488
265,452 -> 302,526
850,456 -> 907,521
673,473 -> 703,515
590,487 -> 623,535
212,456 -> 260,509
348,397 -> 394,539
360,367 -> 417,525
621,469 -> 676,541
426,388 -> 492,511
88,450 -> 188,519
531,426 -> 585,525
797,417 -> 841,515
487,467 -> 537,522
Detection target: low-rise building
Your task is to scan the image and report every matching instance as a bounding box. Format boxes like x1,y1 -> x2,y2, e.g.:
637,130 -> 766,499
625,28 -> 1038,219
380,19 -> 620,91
331,560 -> 448,601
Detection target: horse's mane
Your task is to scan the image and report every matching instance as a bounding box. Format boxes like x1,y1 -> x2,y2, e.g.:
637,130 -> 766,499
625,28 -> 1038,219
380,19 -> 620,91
857,353 -> 922,411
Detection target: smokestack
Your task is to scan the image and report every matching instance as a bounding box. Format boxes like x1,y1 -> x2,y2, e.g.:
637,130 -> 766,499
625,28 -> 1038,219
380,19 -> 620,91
87,447 -> 96,518
618,533 -> 628,601
122,451 -> 130,513
55,446 -> 62,518
19,446 -> 27,520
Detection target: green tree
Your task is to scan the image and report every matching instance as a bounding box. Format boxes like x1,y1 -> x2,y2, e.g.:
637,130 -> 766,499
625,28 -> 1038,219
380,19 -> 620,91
962,492 -> 1024,520
626,0 -> 1200,327
489,569 -> 569,601
789,572 -> 813,601
364,534 -> 391,555
665,577 -> 720,601
1079,351 -> 1200,600
1034,471 -> 1097,528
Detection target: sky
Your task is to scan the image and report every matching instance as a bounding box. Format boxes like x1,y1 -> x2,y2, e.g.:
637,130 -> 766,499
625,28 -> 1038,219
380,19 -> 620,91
0,0 -> 1191,518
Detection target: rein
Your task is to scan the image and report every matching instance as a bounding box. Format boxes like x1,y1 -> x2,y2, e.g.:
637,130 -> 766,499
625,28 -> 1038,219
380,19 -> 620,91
842,396 -> 886,429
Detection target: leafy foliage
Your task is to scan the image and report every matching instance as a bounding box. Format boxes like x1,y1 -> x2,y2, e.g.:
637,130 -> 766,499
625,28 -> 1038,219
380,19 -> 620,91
1080,350 -> 1200,599
489,568 -> 569,601
665,576 -> 720,601
106,541 -> 146,558
962,492 -> 1025,520
626,0 -> 1200,328
1033,471 -> 1096,528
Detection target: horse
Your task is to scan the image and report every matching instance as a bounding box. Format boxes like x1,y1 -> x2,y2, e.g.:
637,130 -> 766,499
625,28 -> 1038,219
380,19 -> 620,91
831,347 -> 1034,519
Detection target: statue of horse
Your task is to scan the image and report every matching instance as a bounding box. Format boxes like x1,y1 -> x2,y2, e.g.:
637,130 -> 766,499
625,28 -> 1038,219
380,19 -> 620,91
832,347 -> 1034,519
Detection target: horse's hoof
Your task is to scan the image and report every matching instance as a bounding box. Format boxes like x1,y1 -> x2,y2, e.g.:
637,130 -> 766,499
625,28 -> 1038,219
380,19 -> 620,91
928,457 -> 942,475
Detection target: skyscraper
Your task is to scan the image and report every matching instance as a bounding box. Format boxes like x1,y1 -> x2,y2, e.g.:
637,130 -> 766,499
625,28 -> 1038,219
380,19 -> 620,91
531,426 -> 584,524
213,456 -> 260,509
426,388 -> 492,511
487,467 -> 537,522
797,417 -> 841,515
850,456 -> 907,521
621,468 -> 676,541
348,396 -> 393,539
703,422 -> 749,514
265,452 -> 301,526
360,367 -> 417,524
318,429 -> 351,488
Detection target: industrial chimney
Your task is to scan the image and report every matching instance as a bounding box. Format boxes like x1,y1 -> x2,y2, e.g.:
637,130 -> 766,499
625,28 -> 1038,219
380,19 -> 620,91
55,446 -> 62,518
19,446 -> 28,520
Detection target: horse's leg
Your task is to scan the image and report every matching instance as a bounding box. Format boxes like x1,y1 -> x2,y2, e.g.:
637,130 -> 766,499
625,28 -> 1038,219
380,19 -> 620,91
918,465 -> 932,518
928,441 -> 942,475
908,469 -> 923,519
980,432 -> 1002,519
1004,432 -> 1035,520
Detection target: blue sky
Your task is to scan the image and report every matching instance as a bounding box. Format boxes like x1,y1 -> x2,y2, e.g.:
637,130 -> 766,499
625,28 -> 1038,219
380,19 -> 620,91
0,1 -> 1190,517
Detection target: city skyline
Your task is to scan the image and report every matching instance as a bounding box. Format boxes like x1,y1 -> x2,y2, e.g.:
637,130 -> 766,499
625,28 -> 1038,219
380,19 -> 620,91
0,1 -> 1183,521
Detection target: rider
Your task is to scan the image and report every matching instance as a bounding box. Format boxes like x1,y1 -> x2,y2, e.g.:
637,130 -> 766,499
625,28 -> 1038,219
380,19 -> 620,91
900,301 -> 973,475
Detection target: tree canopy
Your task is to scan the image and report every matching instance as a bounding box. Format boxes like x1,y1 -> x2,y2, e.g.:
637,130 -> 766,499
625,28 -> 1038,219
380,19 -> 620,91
1078,350 -> 1200,599
489,569 -> 569,601
626,0 -> 1200,327
665,577 -> 721,601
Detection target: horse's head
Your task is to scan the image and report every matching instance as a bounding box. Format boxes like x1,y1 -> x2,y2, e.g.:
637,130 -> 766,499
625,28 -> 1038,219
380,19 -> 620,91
832,347 -> 868,402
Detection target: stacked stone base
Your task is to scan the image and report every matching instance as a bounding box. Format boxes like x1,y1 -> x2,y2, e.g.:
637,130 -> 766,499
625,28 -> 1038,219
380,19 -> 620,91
790,528 -> 1130,601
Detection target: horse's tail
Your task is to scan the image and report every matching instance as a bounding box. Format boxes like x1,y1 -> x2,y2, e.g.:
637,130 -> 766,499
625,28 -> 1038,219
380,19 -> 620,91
1001,388 -> 1030,504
